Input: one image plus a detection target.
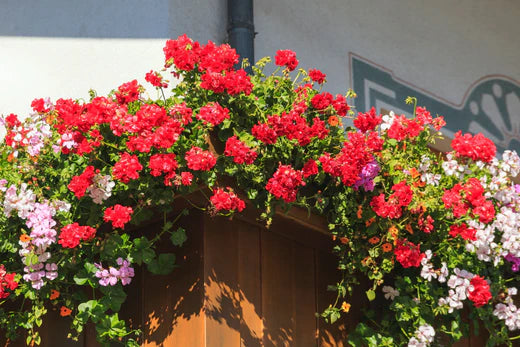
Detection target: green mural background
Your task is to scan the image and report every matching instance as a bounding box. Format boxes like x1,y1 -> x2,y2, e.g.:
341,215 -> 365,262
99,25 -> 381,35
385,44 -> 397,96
351,54 -> 520,153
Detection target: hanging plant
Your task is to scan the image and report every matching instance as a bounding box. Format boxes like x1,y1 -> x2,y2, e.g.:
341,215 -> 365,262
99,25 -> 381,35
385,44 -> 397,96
0,34 -> 519,346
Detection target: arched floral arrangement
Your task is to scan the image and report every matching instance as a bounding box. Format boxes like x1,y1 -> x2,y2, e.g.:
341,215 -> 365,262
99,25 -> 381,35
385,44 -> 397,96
0,35 -> 519,346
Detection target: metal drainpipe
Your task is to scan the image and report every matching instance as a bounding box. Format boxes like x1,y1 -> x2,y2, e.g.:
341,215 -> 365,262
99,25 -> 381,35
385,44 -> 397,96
227,0 -> 255,73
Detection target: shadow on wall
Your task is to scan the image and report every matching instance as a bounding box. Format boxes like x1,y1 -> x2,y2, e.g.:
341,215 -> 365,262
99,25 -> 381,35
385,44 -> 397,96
0,0 -> 170,38
0,0 -> 227,41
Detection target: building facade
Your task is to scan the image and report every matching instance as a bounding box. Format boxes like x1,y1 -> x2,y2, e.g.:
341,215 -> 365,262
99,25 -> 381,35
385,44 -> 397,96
1,0 -> 519,150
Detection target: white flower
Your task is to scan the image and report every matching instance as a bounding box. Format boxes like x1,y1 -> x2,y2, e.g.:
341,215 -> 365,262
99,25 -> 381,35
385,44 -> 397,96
380,111 -> 395,131
382,285 -> 399,300
409,324 -> 435,346
408,337 -> 425,347
87,174 -> 115,204
438,262 -> 448,283
417,324 -> 435,343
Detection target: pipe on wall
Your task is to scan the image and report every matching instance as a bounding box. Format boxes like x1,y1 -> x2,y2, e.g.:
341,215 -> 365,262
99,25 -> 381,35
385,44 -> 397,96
227,0 -> 254,72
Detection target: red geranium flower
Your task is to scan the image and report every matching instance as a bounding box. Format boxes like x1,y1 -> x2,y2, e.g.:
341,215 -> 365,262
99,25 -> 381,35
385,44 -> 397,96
185,147 -> 217,171
104,204 -> 133,229
468,275 -> 492,307
210,187 -> 246,212
275,50 -> 298,71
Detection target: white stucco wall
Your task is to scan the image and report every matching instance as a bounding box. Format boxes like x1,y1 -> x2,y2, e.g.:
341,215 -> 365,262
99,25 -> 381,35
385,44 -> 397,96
0,0 -> 227,117
1,0 -> 518,122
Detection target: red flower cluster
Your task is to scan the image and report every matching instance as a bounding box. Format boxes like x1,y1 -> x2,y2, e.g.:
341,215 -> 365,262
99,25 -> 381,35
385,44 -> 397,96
179,172 -> 194,186
54,98 -> 88,131
275,49 -> 298,71
302,159 -> 319,178
196,102 -> 230,126
332,94 -> 350,117
394,239 -> 425,268
266,164 -> 305,203
122,104 -> 185,152
145,70 -> 168,88
252,111 -> 328,146
442,178 -> 495,223
354,107 -> 382,133
224,136 -> 257,164
68,166 -> 97,199
31,98 -> 50,113
386,107 -> 443,141
310,93 -> 350,117
319,132 -> 374,186
210,187 -> 246,212
0,265 -> 18,299
311,92 -> 333,111
104,204 -> 133,229
308,69 -> 326,84
58,223 -> 97,248
149,153 -> 178,186
185,147 -> 217,171
418,215 -> 435,233
449,223 -> 477,241
170,103 -> 193,125
4,113 -> 21,128
451,131 -> 496,163
112,153 -> 143,184
163,35 -> 252,96
163,34 -> 201,71
468,275 -> 492,307
370,181 -> 413,219
200,69 -> 253,95
387,114 -> 423,141
115,80 -> 141,105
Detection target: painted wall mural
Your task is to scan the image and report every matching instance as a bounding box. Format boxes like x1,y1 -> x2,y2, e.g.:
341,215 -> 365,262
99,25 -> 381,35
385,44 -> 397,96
350,53 -> 520,153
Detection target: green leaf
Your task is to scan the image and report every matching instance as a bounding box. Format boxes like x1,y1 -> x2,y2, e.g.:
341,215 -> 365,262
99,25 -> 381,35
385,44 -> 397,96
84,262 -> 98,274
170,227 -> 187,247
147,253 -> 176,275
366,289 -> 376,301
74,275 -> 88,285
330,310 -> 341,324
132,237 -> 156,265
78,300 -> 98,313
100,285 -> 127,312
